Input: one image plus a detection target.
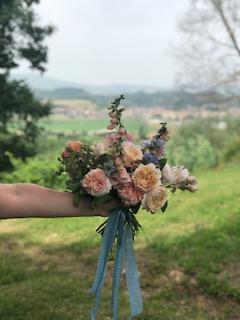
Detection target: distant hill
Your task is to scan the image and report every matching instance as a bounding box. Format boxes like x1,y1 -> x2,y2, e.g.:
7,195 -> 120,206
11,72 -> 230,109
34,86 -> 224,110
10,72 -> 83,91
10,72 -> 164,94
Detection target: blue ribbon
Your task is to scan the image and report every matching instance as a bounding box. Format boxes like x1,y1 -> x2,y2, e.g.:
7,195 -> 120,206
90,208 -> 143,320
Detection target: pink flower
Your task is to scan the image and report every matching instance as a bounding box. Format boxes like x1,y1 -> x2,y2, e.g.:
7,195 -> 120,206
111,118 -> 118,125
115,157 -> 124,168
105,133 -> 119,145
110,167 -> 131,188
126,132 -> 134,142
81,169 -> 112,197
107,123 -> 117,130
117,183 -> 143,206
109,111 -> 115,117
61,149 -> 70,159
121,141 -> 143,167
118,127 -> 126,136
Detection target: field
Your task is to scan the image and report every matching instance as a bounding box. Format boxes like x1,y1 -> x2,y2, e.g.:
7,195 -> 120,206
40,116 -> 145,134
0,164 -> 239,319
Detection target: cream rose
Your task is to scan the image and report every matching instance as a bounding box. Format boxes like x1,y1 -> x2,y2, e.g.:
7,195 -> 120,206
162,164 -> 189,186
142,185 -> 168,213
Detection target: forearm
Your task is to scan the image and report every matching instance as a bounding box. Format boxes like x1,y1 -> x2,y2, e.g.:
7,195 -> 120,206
0,183 -> 116,219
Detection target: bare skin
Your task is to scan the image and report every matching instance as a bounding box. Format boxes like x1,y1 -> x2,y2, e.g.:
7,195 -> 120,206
0,183 -> 120,219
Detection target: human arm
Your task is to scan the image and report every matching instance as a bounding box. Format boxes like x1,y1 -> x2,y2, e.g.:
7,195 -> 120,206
0,183 -> 119,219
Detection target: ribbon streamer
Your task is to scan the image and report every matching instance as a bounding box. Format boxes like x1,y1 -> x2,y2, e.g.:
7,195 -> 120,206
90,208 -> 143,320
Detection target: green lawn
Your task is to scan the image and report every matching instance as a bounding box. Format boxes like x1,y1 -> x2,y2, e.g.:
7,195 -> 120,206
0,164 -> 240,319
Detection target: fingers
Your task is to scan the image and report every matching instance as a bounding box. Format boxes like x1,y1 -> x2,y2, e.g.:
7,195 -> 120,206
93,198 -> 121,217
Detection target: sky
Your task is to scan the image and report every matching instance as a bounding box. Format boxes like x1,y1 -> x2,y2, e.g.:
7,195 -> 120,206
17,0 -> 189,87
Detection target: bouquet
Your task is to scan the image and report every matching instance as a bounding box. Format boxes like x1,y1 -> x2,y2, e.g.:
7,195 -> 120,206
58,95 -> 198,320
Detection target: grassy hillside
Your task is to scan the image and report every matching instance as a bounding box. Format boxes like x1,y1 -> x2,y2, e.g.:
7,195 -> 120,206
0,164 -> 239,319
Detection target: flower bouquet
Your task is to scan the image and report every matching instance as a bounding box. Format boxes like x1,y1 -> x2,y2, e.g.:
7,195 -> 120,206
58,95 -> 198,320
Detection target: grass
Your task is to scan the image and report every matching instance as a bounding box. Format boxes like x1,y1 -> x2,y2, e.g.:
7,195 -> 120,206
0,164 -> 240,319
40,116 -> 145,134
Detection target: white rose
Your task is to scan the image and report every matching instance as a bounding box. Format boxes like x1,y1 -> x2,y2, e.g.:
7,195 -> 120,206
162,164 -> 175,185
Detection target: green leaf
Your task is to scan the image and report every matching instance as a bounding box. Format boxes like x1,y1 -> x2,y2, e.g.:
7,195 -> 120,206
161,201 -> 168,212
73,192 -> 83,206
66,181 -> 81,192
91,194 -> 113,209
131,203 -> 141,214
158,158 -> 167,170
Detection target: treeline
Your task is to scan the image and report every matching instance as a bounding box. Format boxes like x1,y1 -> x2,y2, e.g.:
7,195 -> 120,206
35,87 -> 231,110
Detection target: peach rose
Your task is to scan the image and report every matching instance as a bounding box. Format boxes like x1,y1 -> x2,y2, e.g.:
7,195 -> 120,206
81,168 -> 112,197
142,185 -> 168,213
117,183 -> 143,206
66,141 -> 82,153
121,141 -> 143,167
132,163 -> 161,192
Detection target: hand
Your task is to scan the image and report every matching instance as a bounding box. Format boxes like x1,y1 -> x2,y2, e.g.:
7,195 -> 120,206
93,198 -> 122,217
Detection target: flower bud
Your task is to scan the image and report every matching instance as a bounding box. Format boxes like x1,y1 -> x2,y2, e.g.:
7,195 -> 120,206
188,184 -> 199,192
65,141 -> 82,153
118,127 -> 126,136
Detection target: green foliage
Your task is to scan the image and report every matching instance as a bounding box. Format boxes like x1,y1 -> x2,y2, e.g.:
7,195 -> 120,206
0,0 -> 54,171
168,133 -> 217,171
166,118 -> 240,170
0,0 -> 54,73
0,154 -> 66,190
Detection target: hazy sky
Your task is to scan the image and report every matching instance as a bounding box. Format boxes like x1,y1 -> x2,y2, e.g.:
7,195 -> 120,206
18,0 -> 189,87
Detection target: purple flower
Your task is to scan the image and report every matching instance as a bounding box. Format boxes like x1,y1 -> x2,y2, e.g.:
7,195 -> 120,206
142,152 -> 159,165
149,138 -> 165,149
142,140 -> 151,149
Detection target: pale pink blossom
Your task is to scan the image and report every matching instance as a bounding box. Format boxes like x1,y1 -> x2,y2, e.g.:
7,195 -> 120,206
117,183 -> 143,206
81,169 -> 112,197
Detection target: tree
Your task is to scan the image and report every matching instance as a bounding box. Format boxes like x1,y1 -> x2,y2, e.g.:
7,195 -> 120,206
0,0 -> 54,170
177,0 -> 240,103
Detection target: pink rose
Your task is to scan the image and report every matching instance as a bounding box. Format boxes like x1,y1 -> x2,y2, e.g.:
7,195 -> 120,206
117,183 -> 143,206
81,169 -> 112,197
110,167 -> 131,188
